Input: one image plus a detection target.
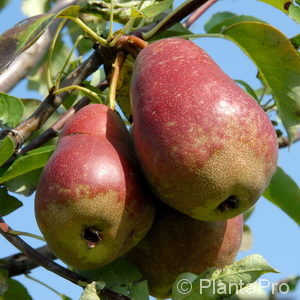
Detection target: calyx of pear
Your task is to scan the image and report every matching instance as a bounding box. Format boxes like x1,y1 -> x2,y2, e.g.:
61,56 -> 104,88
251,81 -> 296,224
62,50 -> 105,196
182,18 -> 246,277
130,37 -> 278,221
35,104 -> 155,269
126,204 -> 243,299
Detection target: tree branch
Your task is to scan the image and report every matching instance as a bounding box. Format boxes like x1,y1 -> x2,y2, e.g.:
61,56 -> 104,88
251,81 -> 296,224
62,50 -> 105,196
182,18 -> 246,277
0,0 -> 84,93
0,218 -> 130,300
183,0 -> 218,28
1,47 -> 106,150
0,217 -> 87,285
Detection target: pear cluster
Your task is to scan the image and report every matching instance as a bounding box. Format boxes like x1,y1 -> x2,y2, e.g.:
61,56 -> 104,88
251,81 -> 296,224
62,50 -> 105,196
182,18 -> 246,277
35,38 -> 278,298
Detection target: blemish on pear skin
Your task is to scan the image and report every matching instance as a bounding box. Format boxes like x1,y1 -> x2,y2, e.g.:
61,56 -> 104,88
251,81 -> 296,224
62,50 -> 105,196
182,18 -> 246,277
82,227 -> 102,249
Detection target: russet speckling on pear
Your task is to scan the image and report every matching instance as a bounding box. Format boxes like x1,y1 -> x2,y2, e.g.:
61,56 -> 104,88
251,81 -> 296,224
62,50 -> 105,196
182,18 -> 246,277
130,37 -> 278,221
35,104 -> 155,269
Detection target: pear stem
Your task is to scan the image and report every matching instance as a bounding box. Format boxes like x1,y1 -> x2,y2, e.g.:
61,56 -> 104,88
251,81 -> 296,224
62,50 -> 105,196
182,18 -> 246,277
108,52 -> 126,110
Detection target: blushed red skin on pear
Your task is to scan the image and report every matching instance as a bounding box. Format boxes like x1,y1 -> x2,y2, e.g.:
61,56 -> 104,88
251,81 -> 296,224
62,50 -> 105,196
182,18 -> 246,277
131,38 -> 278,221
127,207 -> 243,298
35,104 -> 155,269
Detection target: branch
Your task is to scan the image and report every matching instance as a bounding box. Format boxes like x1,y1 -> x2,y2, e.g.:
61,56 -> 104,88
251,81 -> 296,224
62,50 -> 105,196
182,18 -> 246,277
2,47 -> 105,150
183,0 -> 218,28
0,245 -> 55,277
0,217 -> 87,285
0,217 -> 130,300
0,0 -> 84,93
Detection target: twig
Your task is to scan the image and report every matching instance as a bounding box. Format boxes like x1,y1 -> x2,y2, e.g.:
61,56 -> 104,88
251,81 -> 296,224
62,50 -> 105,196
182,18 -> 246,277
2,48 -> 105,150
0,245 -> 55,277
142,0 -> 211,40
183,0 -> 218,28
278,131 -> 300,148
0,217 -> 88,286
108,52 -> 126,109
0,0 -> 84,93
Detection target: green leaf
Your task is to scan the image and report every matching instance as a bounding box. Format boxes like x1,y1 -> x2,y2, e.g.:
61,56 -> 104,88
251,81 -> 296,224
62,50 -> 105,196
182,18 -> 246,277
204,12 -> 264,34
0,269 -> 8,295
0,187 -> 22,216
222,22 -> 300,142
289,3 -> 300,23
290,33 -> 300,49
172,254 -> 277,300
263,167 -> 300,225
229,281 -> 268,299
77,258 -> 143,297
80,282 -> 100,300
0,13 -> 56,73
0,0 -> 11,10
5,168 -> 43,197
239,225 -> 253,252
280,275 -> 300,292
130,280 -> 149,300
0,145 -> 54,184
141,0 -> 172,18
1,279 -> 32,300
0,93 -> 24,128
0,136 -> 14,167
235,80 -> 259,101
57,5 -> 81,18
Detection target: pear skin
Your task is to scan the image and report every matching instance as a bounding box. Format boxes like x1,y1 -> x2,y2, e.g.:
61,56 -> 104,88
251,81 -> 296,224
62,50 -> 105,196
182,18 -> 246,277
35,104 -> 155,269
131,38 -> 278,221
127,206 -> 243,298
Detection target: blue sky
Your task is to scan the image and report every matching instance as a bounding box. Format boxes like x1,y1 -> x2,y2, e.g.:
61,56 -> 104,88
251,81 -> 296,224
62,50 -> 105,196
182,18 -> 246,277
0,0 -> 299,299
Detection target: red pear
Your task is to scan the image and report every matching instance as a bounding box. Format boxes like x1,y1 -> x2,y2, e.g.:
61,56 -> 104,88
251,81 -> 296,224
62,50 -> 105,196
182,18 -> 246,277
127,205 -> 243,298
131,38 -> 278,221
35,104 -> 155,269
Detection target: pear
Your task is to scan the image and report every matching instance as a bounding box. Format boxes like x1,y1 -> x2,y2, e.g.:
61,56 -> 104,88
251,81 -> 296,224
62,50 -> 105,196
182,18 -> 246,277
126,205 -> 243,298
35,104 -> 155,269
130,37 -> 278,221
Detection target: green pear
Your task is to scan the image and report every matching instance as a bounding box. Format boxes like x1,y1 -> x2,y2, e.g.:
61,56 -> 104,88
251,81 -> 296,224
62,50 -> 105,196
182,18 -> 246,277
126,205 -> 243,298
35,104 -> 155,269
130,37 -> 278,221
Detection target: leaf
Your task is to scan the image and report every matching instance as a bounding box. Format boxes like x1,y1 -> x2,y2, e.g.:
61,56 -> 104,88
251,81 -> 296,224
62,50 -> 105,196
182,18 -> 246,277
289,3 -> 300,23
21,0 -> 51,17
205,12 -> 264,34
57,5 -> 81,18
239,225 -> 253,252
0,136 -> 14,167
229,281 -> 268,299
0,187 -> 22,216
0,0 -> 10,10
235,80 -> 259,101
222,22 -> 300,142
0,93 -> 24,128
172,254 -> 277,300
0,145 -> 54,184
5,168 -> 43,197
263,167 -> 300,225
130,280 -> 149,300
77,257 -> 143,297
279,275 -> 300,292
1,279 -> 32,300
80,282 -> 100,300
0,13 -> 56,73
0,269 -> 8,295
141,0 -> 172,18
